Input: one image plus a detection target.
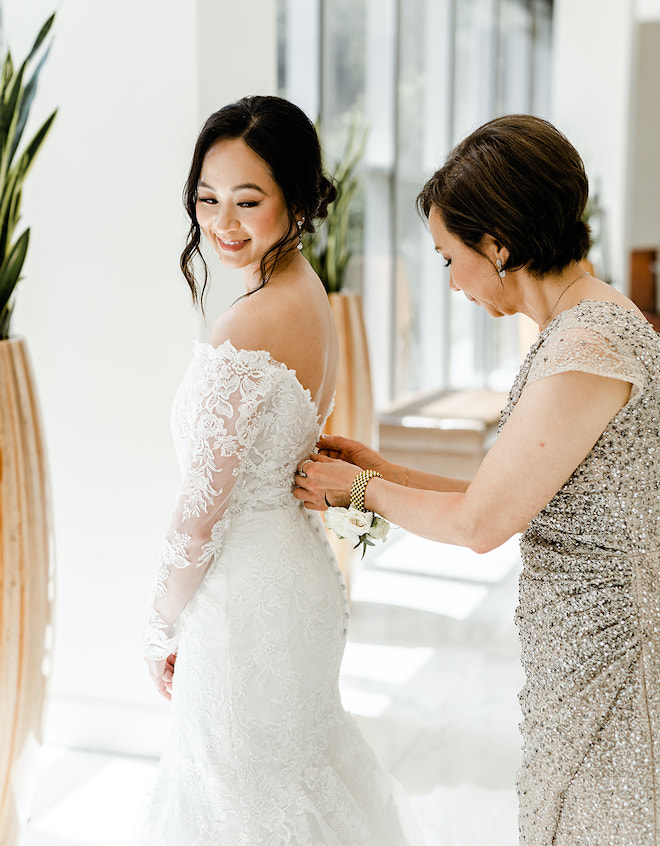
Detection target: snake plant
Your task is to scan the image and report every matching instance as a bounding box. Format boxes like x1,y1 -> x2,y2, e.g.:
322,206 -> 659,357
302,116 -> 368,295
0,13 -> 57,339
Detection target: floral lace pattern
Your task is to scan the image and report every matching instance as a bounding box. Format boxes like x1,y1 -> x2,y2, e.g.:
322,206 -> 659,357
138,341 -> 418,845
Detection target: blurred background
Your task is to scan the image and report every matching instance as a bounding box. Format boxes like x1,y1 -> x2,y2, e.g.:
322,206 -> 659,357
2,0 -> 659,843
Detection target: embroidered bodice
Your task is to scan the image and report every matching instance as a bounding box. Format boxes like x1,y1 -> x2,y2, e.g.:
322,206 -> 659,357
143,340 -> 324,661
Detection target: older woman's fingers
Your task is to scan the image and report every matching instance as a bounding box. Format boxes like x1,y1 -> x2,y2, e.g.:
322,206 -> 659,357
293,474 -> 328,511
297,458 -> 314,477
304,499 -> 326,512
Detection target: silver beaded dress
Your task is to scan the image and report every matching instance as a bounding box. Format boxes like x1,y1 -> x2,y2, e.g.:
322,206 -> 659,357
500,301 -> 660,845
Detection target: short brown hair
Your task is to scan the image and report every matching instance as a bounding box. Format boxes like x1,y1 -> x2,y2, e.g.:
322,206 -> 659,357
416,114 -> 591,277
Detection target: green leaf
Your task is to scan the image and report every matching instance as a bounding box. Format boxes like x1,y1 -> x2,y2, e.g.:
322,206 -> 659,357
0,227 -> 29,316
305,112 -> 368,293
0,300 -> 13,339
10,43 -> 53,163
0,164 -> 22,257
12,108 -> 57,179
0,52 -> 13,100
0,63 -> 25,149
0,12 -> 56,338
0,110 -> 56,259
24,14 -> 55,66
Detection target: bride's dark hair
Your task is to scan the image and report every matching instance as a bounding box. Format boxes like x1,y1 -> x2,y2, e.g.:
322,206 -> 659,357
181,95 -> 337,306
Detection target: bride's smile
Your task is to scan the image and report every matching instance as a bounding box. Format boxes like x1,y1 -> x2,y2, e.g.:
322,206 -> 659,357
195,137 -> 295,287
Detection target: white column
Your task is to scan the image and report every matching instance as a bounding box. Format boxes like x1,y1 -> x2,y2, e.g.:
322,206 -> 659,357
552,0 -> 635,289
627,19 -> 660,296
362,0 -> 397,409
195,0 -> 278,330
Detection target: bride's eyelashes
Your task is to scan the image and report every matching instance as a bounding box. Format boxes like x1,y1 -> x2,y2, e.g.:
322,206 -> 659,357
196,196 -> 260,209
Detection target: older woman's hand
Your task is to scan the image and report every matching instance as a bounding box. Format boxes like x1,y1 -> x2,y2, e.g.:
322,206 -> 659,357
317,434 -> 389,476
294,453 -> 361,511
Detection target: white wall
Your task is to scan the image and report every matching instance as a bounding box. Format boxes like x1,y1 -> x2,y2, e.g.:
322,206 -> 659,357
552,0 -> 635,290
195,0 -> 278,333
5,0 -> 275,756
628,22 -> 660,257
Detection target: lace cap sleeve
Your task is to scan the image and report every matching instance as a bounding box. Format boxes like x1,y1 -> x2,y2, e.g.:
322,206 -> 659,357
143,343 -> 273,661
527,317 -> 645,400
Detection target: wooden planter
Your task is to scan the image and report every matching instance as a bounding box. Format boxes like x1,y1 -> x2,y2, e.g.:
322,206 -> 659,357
0,338 -> 54,845
324,293 -> 375,592
325,292 -> 375,446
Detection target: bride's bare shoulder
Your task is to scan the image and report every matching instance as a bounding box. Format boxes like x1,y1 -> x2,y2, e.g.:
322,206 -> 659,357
208,293 -> 276,353
209,277 -> 317,349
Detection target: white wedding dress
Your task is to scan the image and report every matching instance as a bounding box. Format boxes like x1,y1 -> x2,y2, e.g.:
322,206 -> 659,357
137,340 -> 419,846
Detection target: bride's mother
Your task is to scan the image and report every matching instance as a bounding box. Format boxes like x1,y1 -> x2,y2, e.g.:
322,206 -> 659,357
295,114 -> 660,846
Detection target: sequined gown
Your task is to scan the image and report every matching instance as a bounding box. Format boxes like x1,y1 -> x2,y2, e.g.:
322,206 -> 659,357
500,302 -> 660,845
137,341 -> 417,846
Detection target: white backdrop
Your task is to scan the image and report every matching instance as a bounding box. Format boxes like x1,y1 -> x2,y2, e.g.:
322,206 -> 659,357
5,0 -> 275,755
552,0 -> 635,291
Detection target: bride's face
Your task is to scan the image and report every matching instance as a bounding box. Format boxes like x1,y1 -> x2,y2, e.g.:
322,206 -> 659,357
195,137 -> 293,277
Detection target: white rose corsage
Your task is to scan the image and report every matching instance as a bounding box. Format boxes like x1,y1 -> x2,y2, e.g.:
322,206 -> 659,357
325,506 -> 391,558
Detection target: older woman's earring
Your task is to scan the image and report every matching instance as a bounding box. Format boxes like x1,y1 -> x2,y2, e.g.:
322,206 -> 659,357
296,217 -> 305,250
496,259 -> 506,279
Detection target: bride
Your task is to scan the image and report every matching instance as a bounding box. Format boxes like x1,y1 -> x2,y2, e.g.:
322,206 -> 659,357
137,95 -> 418,845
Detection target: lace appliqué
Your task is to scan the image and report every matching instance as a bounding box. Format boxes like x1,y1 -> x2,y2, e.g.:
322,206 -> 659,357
143,342 -> 319,662
500,302 -> 648,435
136,341 -> 420,845
526,317 -> 644,398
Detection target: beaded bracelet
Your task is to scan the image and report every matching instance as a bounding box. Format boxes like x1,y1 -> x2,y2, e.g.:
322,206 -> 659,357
349,469 -> 382,512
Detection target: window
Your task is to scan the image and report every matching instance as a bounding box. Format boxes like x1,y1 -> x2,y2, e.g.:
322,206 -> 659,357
278,0 -> 553,407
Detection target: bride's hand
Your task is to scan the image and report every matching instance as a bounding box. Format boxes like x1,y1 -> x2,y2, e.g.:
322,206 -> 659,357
294,454 -> 360,511
146,653 -> 177,700
317,435 -> 389,475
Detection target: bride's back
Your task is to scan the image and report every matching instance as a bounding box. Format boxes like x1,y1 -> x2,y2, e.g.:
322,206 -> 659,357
209,258 -> 339,424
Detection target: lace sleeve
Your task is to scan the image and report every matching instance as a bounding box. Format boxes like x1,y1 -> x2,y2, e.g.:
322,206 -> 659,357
143,347 -> 271,661
527,323 -> 645,399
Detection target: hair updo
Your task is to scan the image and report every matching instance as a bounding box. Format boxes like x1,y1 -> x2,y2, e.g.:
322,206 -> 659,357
181,95 -> 337,304
416,114 -> 591,277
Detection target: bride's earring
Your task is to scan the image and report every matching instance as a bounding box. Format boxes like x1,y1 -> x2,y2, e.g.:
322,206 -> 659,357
496,258 -> 506,279
296,217 -> 305,250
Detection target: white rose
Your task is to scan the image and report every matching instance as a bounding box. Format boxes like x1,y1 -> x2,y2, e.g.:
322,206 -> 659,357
346,507 -> 374,535
325,507 -> 360,544
369,516 -> 390,542
325,506 -> 372,544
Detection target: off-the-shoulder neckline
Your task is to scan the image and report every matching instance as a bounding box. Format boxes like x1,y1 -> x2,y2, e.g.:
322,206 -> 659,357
192,339 -> 325,424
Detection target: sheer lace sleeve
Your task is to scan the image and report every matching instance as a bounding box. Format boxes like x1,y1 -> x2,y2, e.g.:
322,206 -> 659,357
527,319 -> 645,400
143,344 -> 271,661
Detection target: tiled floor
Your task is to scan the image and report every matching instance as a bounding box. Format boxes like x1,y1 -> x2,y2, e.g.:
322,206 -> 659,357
21,530 -> 524,845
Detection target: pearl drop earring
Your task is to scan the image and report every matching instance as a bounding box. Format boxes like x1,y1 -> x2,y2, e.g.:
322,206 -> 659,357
496,259 -> 506,279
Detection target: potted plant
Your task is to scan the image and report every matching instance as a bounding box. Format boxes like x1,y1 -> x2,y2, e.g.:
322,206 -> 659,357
0,13 -> 57,845
302,118 -> 375,450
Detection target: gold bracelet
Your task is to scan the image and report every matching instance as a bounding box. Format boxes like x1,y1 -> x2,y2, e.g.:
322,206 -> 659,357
404,466 -> 410,487
350,469 -> 382,512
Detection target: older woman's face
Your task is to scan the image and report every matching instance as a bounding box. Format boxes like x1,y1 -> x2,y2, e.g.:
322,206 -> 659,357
428,207 -> 515,318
